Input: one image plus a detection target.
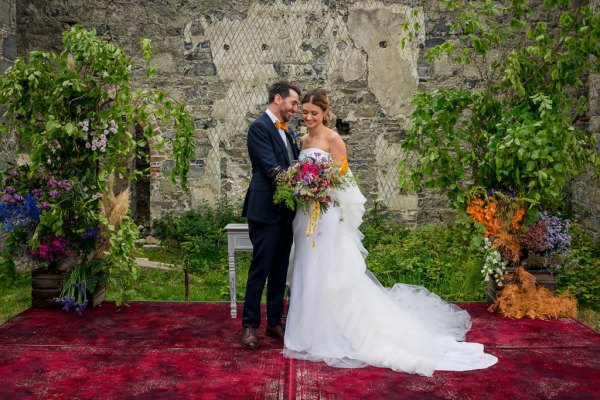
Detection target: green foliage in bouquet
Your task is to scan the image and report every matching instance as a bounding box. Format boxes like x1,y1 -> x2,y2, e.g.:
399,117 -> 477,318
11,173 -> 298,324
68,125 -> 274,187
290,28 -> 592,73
399,0 -> 599,213
0,25 -> 195,307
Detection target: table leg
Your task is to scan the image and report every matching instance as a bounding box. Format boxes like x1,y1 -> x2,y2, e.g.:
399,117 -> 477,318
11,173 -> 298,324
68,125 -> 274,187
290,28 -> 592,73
228,241 -> 237,318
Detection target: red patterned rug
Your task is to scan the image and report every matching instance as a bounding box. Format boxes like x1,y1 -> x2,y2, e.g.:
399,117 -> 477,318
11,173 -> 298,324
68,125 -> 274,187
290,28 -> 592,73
1,302 -> 599,399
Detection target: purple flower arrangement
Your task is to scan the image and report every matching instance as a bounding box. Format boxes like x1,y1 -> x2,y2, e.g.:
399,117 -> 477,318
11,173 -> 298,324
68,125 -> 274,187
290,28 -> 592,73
520,212 -> 571,269
1,169 -> 102,267
0,174 -> 75,238
1,166 -> 109,314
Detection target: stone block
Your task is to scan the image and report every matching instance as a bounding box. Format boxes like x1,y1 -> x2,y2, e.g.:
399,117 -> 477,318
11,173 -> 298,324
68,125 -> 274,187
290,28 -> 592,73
0,1 -> 15,28
2,34 -> 16,60
0,58 -> 13,74
194,62 -> 217,76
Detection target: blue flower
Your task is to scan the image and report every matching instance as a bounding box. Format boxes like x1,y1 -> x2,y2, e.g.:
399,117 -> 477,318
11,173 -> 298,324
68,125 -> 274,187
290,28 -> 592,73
0,194 -> 41,232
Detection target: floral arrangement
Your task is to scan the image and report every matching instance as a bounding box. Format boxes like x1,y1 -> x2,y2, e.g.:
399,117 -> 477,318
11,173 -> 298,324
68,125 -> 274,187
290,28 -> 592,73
465,187 -> 576,319
466,188 -> 572,281
466,189 -> 526,285
520,212 -> 571,266
0,25 -> 195,311
274,152 -> 350,240
0,165 -> 110,313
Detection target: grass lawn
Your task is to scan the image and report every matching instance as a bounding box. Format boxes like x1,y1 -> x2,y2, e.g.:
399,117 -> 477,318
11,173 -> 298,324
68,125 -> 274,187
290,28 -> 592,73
121,252 -> 252,302
0,273 -> 32,324
1,245 -> 599,333
0,248 -> 253,324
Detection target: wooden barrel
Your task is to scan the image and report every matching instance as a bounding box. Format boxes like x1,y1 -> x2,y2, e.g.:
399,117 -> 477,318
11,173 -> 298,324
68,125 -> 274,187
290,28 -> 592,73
90,285 -> 106,308
31,270 -> 65,309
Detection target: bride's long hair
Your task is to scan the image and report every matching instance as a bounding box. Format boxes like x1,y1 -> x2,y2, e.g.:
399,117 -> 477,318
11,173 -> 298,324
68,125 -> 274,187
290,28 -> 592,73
302,89 -> 331,127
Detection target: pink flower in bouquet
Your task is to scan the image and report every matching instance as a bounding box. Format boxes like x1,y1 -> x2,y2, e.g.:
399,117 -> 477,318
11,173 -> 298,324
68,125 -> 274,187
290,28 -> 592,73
301,164 -> 320,176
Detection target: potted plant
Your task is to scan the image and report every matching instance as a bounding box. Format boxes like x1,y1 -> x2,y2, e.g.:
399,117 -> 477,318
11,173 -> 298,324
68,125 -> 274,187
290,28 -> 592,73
0,25 -> 195,312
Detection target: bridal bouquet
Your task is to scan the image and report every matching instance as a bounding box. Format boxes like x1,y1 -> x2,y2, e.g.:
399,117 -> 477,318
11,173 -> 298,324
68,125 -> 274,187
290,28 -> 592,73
274,153 -> 350,241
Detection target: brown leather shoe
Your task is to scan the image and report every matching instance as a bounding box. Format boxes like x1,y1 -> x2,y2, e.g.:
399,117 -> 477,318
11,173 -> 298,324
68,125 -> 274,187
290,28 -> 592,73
265,324 -> 285,342
241,327 -> 259,349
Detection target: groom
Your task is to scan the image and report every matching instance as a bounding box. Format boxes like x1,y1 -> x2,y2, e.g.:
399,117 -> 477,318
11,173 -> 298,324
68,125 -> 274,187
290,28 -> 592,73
241,81 -> 301,349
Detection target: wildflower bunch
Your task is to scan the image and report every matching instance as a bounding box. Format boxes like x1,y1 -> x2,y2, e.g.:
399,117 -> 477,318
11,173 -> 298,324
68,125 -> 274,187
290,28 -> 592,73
0,165 -> 103,267
79,118 -> 119,153
274,153 -> 351,241
520,212 -> 571,270
56,260 -> 105,315
0,193 -> 41,233
466,189 -> 525,262
466,197 -> 500,236
466,187 -> 572,283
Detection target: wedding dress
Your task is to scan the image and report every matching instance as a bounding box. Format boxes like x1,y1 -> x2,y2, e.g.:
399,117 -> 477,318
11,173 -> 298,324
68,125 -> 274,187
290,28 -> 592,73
283,148 -> 498,376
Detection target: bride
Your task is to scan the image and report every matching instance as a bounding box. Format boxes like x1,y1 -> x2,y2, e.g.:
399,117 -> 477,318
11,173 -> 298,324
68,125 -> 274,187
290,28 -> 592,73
283,88 -> 498,376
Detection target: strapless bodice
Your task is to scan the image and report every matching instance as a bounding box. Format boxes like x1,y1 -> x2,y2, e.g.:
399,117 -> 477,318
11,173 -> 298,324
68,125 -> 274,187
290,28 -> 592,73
299,147 -> 331,161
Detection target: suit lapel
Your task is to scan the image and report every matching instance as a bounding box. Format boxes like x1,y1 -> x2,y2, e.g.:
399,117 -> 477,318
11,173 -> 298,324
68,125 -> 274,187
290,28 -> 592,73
289,132 -> 300,159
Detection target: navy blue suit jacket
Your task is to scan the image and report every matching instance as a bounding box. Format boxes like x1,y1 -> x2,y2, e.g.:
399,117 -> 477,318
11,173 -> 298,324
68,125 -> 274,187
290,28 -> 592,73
242,112 -> 300,223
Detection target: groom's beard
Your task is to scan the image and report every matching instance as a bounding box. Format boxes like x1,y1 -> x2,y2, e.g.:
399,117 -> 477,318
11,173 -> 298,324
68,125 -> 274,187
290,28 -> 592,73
279,106 -> 294,123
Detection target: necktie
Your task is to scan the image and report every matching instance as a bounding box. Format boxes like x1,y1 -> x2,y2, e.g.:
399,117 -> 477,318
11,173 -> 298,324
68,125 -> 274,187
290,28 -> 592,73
274,121 -> 289,132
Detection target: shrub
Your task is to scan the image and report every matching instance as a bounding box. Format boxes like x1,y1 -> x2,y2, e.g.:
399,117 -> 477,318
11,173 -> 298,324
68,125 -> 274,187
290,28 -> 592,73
400,0 -> 599,213
152,199 -> 245,273
363,219 -> 485,302
558,224 -> 600,309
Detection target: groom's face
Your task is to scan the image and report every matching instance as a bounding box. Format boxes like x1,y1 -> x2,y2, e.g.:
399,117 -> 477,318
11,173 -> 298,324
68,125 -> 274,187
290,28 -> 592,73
276,90 -> 299,122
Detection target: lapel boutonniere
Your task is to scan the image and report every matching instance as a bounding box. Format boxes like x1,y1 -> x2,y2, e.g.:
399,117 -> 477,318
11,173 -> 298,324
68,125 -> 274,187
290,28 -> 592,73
290,126 -> 306,149
288,128 -> 301,149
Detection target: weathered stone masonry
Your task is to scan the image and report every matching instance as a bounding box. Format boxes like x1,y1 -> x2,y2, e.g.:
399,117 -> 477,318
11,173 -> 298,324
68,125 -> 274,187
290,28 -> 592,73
0,0 -> 18,166
3,0 -> 600,236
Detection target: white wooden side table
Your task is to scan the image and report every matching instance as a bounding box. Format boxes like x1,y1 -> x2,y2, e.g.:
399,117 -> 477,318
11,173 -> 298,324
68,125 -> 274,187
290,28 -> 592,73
224,223 -> 253,318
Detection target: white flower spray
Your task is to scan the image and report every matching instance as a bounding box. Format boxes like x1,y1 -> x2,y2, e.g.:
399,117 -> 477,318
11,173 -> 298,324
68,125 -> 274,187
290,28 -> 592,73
481,237 -> 507,286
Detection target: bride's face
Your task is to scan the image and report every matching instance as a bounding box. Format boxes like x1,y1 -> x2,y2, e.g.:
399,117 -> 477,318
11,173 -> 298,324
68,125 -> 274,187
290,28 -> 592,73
301,102 -> 326,130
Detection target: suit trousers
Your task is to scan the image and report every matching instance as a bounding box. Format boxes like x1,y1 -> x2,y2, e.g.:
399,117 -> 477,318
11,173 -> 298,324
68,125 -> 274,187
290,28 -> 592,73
242,217 -> 294,328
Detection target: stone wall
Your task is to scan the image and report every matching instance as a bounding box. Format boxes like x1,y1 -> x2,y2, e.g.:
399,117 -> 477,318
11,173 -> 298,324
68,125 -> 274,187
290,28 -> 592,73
571,0 -> 600,239
0,0 -> 17,168
0,0 -> 16,72
8,0 -> 600,232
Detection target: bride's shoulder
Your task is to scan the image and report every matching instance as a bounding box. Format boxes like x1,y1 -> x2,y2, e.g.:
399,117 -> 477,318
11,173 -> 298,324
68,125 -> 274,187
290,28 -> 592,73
326,128 -> 343,141
326,128 -> 345,147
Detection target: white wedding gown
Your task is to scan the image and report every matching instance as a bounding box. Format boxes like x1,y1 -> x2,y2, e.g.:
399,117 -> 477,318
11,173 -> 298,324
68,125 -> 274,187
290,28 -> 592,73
283,148 -> 498,376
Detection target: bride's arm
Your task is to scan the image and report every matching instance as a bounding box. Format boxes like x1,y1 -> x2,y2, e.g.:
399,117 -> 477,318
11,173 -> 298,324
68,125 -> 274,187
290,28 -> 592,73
329,131 -> 347,163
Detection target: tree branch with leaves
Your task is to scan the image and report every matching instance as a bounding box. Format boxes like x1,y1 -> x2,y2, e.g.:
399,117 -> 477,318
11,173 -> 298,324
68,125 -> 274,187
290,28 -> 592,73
399,0 -> 599,214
